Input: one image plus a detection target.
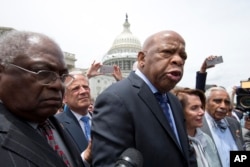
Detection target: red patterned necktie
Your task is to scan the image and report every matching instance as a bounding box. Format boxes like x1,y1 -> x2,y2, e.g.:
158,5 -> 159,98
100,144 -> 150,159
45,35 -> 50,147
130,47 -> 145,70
38,120 -> 72,167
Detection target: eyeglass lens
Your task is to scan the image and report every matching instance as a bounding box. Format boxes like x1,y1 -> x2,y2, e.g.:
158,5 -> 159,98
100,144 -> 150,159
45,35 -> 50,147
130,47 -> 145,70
36,71 -> 73,85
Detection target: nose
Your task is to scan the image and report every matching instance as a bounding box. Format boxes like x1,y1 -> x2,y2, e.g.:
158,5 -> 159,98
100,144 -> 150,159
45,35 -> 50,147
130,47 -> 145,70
198,108 -> 205,115
171,54 -> 185,67
47,78 -> 65,91
219,101 -> 228,109
79,86 -> 90,94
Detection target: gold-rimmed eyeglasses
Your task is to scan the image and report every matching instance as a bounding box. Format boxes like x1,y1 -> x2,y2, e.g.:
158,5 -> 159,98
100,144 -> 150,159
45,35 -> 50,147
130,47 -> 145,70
8,63 -> 74,85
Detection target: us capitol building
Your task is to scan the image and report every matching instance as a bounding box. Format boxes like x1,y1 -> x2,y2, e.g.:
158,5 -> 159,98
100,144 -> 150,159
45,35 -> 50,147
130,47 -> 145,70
88,15 -> 141,100
0,15 -> 142,100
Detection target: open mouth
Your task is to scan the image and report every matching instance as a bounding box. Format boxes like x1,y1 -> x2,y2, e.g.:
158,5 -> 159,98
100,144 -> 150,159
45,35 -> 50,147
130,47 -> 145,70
167,70 -> 182,81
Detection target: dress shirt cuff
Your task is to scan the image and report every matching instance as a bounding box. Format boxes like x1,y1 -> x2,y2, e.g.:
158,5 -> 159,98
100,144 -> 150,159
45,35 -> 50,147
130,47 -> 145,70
81,151 -> 90,167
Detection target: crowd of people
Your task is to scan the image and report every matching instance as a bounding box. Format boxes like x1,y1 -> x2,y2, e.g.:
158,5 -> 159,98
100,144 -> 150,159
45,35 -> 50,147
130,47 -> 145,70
0,29 -> 249,167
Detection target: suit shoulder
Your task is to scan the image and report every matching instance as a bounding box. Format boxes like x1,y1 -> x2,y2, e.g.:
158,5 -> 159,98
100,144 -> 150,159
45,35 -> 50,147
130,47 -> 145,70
54,111 -> 66,119
54,111 -> 73,124
225,116 -> 240,124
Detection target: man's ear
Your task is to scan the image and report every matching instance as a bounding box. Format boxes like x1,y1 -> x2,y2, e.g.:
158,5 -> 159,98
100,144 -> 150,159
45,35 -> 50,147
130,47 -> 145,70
137,52 -> 146,68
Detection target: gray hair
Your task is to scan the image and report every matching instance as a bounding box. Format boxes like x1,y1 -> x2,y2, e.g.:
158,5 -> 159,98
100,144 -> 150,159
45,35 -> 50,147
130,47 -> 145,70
205,86 -> 227,102
0,30 -> 61,65
64,70 -> 89,88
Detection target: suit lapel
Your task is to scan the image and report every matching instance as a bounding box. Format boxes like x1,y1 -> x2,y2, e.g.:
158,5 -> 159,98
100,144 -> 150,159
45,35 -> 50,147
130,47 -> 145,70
50,116 -> 84,167
1,114 -> 66,167
136,80 -> 181,150
59,110 -> 88,152
201,117 -> 213,138
226,117 -> 244,150
167,93 -> 189,151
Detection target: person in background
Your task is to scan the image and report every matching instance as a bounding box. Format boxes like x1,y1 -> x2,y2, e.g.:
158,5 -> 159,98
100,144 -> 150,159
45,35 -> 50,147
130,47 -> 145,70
87,98 -> 95,114
55,71 -> 92,165
201,86 -> 244,167
195,55 -> 219,92
91,30 -> 197,167
84,60 -> 123,115
228,86 -> 244,122
86,60 -> 123,81
242,115 -> 250,151
173,88 -> 221,167
0,30 -> 84,167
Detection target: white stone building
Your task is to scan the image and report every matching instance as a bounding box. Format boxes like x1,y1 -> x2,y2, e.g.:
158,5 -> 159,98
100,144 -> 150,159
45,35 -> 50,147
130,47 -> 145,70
88,15 -> 142,100
0,14 -> 143,101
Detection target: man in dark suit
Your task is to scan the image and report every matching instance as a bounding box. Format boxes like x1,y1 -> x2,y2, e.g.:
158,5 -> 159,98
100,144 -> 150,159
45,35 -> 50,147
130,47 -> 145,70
56,72 -> 92,163
201,86 -> 244,167
0,30 -> 84,167
91,30 -> 197,167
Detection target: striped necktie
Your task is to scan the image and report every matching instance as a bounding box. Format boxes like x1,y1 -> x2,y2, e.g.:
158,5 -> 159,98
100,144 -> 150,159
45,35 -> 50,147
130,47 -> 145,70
38,120 -> 72,167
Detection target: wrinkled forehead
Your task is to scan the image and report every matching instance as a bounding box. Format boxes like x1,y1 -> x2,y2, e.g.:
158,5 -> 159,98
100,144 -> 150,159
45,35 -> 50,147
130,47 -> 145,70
143,31 -> 185,51
161,31 -> 185,42
210,90 -> 230,100
67,74 -> 89,87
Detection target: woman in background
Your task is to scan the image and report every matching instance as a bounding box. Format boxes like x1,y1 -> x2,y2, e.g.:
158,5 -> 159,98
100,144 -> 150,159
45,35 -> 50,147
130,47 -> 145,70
173,88 -> 221,167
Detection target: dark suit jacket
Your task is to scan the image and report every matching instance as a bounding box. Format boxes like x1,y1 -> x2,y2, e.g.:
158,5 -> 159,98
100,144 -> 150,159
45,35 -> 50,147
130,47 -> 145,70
195,71 -> 207,92
92,72 -> 197,167
0,103 -> 84,167
55,105 -> 89,153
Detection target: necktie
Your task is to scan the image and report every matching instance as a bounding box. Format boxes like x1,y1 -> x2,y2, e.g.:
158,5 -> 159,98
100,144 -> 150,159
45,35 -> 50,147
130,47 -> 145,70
154,92 -> 174,131
38,120 -> 71,167
214,120 -> 227,132
81,116 -> 91,141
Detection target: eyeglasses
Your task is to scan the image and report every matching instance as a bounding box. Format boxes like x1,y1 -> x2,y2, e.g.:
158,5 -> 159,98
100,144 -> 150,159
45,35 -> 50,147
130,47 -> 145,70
8,63 -> 74,85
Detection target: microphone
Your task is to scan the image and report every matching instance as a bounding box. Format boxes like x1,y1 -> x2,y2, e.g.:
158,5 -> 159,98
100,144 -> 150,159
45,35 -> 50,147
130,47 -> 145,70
115,148 -> 143,167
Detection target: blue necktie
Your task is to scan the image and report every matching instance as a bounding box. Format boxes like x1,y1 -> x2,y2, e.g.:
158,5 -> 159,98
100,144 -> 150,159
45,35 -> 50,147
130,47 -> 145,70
214,120 -> 227,132
154,92 -> 174,131
81,116 -> 91,141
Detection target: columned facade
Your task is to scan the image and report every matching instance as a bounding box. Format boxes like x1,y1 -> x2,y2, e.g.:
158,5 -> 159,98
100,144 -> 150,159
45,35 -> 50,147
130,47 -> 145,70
89,15 -> 142,99
1,14 -> 142,101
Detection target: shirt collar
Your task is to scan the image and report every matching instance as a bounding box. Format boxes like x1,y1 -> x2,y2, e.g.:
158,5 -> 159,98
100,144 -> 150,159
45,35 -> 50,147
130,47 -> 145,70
135,69 -> 158,94
71,109 -> 91,121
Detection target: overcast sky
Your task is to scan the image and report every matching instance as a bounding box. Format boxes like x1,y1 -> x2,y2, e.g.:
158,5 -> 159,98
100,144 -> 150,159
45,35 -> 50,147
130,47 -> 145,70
1,0 -> 250,91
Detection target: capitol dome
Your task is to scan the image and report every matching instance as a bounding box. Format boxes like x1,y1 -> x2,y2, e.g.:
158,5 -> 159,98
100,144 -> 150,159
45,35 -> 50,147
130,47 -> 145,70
102,14 -> 142,75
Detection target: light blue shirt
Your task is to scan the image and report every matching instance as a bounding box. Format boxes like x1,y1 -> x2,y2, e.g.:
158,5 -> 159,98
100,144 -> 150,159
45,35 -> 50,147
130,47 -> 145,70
205,112 -> 238,167
71,110 -> 91,140
135,69 -> 182,148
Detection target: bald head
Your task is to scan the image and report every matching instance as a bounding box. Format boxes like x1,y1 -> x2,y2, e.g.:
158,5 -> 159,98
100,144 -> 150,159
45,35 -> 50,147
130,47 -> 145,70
142,30 -> 185,52
137,30 -> 187,93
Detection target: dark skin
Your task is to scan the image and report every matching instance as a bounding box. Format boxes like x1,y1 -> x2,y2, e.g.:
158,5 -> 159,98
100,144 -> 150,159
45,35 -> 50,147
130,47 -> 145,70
0,38 -> 68,123
206,90 -> 231,121
137,30 -> 187,93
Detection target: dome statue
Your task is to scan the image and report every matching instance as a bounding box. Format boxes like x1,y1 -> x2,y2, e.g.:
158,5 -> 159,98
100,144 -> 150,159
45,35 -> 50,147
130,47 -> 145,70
102,14 -> 142,74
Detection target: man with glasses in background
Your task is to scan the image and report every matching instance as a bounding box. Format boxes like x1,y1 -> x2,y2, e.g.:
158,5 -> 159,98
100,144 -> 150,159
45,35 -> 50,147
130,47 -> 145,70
0,30 -> 85,167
